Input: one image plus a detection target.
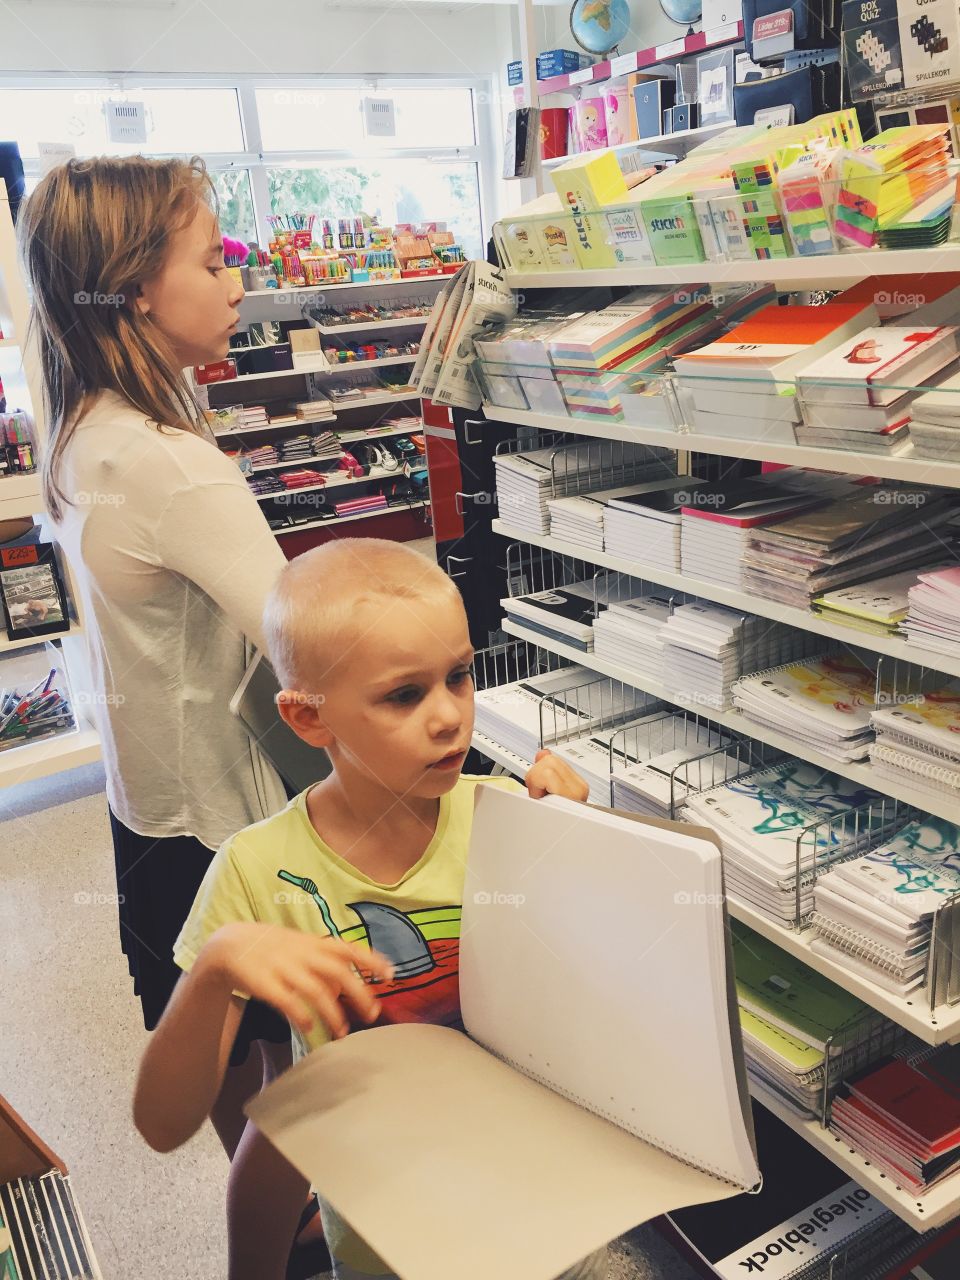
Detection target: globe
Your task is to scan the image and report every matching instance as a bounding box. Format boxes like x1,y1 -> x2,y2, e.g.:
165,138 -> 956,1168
570,0 -> 633,56
659,0 -> 703,23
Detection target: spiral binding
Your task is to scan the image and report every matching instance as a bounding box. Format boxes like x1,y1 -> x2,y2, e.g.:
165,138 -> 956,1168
873,720 -> 960,766
872,740 -> 960,789
809,911 -> 928,979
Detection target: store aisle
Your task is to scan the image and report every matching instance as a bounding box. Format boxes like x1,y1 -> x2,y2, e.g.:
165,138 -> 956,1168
0,765 -> 697,1280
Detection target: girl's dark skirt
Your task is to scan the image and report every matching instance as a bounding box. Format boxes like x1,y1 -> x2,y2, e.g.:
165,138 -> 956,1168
109,810 -> 289,1065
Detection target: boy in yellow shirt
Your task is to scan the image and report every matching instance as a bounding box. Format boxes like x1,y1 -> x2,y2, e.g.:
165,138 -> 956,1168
134,538 -> 601,1280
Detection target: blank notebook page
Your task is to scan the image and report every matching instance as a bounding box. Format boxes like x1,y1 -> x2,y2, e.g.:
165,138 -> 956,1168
461,787 -> 759,1190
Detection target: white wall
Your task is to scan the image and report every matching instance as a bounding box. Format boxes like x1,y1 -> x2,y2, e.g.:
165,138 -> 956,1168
0,0 -> 514,78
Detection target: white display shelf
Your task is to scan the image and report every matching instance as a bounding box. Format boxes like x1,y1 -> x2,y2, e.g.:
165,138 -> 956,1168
470,731 -> 530,777
254,464 -> 400,502
207,354 -> 415,388
0,475 -> 42,520
213,417 -> 338,438
483,406 -> 960,489
732,899 -> 957,1047
0,623 -> 84,656
503,245 -> 960,291
491,520 -> 960,682
245,424 -> 419,471
541,123 -> 730,170
273,498 -> 429,536
313,355 -> 417,377
330,390 -> 421,410
313,316 -> 430,336
495,617 -> 960,828
749,1081 -> 960,1230
0,725 -> 101,788
242,275 -> 450,298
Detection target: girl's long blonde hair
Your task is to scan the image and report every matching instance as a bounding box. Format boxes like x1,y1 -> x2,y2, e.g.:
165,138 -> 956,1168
18,155 -> 216,520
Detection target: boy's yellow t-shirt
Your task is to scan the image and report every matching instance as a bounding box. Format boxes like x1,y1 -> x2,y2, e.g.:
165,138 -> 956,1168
174,772 -> 523,1276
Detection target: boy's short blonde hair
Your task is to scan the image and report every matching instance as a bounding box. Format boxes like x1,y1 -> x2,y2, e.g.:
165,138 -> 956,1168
263,538 -> 463,691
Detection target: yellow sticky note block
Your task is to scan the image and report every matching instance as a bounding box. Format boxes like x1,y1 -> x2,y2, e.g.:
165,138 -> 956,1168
550,152 -> 628,269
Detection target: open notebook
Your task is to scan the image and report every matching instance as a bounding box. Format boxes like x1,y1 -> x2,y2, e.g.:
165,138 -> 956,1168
246,787 -> 760,1280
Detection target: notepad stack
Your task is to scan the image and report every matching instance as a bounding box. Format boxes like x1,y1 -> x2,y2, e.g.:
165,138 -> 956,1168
684,761 -> 886,924
810,815 -> 960,996
870,687 -> 960,803
733,655 -> 882,763
661,603 -> 811,713
904,568 -> 960,657
546,477 -> 695,552
672,299 -> 878,444
742,488 -> 957,609
551,711 -> 673,806
812,566 -> 936,639
602,480 -> 713,571
610,715 -> 735,819
473,665 -> 644,763
732,921 -> 885,1119
796,327 -> 960,454
239,404 -> 270,429
830,1046 -> 960,1194
908,370 -> 960,460
680,480 -> 825,592
500,585 -> 598,651
494,441 -> 669,536
591,594 -> 673,682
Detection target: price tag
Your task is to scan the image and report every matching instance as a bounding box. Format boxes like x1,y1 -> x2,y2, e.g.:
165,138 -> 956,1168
569,68 -> 595,84
655,37 -> 687,59
610,53 -> 638,76
705,21 -> 741,42
38,141 -> 76,176
0,546 -> 38,567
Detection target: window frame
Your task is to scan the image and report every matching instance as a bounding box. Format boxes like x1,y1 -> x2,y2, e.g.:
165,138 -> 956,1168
1,70 -> 497,254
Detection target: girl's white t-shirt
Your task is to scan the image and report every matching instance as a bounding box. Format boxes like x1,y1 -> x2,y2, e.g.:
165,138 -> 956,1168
52,389 -> 288,849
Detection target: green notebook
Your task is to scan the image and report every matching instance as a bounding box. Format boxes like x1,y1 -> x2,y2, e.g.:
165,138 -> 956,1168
738,1007 -> 824,1078
732,920 -> 873,1050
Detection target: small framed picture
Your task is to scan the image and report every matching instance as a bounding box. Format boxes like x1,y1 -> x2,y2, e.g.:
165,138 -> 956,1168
697,48 -> 736,126
0,542 -> 70,640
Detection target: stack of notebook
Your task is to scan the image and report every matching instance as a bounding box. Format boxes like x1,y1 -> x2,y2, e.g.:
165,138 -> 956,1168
732,655 -> 882,763
591,594 -> 673,682
742,488 -> 957,609
684,761 -> 885,924
610,714 -> 734,819
247,473 -> 285,498
501,584 -> 598,651
239,404 -> 269,429
672,299 -> 878,444
550,711 -> 670,806
904,567 -> 960,657
245,442 -> 279,468
602,478 -> 712,572
473,665 -> 639,763
830,1048 -> 960,1194
307,430 -> 342,460
280,468 -> 326,490
732,921 -> 884,1119
494,441 -> 668,537
796,326 -> 960,455
908,369 -> 960,460
661,604 -> 809,713
870,687 -> 960,804
680,480 -> 825,592
295,397 -> 336,424
545,477 -> 695,552
812,566 -> 941,638
278,434 -> 318,463
810,815 -> 960,996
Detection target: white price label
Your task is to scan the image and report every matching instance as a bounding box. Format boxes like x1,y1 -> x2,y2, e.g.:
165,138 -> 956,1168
655,37 -> 687,58
569,68 -> 595,84
610,53 -> 638,76
705,21 -> 741,42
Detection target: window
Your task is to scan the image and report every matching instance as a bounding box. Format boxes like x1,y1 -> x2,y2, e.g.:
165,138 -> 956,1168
255,85 -> 475,151
211,169 -> 257,245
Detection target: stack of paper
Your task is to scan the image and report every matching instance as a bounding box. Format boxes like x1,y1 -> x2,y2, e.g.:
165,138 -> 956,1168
672,300 -> 878,444
870,686 -> 960,802
732,921 -> 881,1118
610,715 -> 735,819
732,655 -> 882,762
811,815 -> 960,997
812,566 -> 941,638
835,126 -> 952,251
550,710 -> 670,806
546,477 -> 694,552
603,480 -> 714,571
684,761 -> 885,924
796,326 -> 960,454
494,441 -> 669,536
909,369 -> 960,460
660,603 -> 805,713
501,584 -> 598,651
904,568 -> 960,656
592,595 -> 672,682
831,1050 -> 960,1194
742,488 -> 957,609
680,480 -> 825,591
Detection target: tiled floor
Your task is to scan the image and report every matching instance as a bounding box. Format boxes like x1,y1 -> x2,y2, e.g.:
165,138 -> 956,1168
0,764 -> 699,1280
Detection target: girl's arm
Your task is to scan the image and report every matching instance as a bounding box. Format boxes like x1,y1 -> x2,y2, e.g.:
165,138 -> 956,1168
134,923 -> 394,1153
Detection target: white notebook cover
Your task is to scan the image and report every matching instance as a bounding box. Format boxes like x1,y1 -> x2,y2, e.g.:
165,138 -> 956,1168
247,788 -> 758,1280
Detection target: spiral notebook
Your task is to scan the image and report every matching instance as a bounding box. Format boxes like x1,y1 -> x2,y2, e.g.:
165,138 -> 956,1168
247,788 -> 760,1280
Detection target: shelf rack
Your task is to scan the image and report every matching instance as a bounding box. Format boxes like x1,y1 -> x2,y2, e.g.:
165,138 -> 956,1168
272,498 -> 429,537
313,316 -> 430,336
540,122 -> 731,172
473,196 -> 960,1225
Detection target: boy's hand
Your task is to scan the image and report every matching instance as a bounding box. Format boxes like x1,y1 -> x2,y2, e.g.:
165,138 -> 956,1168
524,749 -> 590,803
199,922 -> 395,1039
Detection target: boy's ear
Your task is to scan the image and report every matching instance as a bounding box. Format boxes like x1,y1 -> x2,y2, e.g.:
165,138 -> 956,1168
276,690 -> 334,749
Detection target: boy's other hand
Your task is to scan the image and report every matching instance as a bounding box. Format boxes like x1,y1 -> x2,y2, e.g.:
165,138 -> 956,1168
201,922 -> 395,1039
525,749 -> 590,803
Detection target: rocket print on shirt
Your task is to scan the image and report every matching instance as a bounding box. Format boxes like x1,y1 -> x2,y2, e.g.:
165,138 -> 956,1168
277,869 -> 462,1030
